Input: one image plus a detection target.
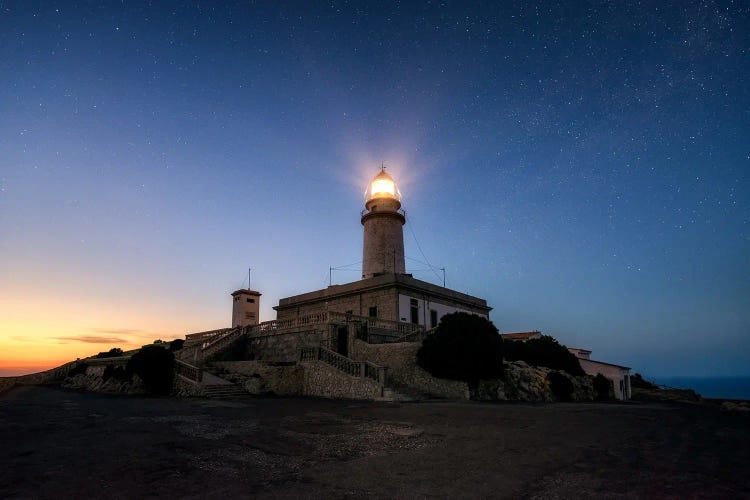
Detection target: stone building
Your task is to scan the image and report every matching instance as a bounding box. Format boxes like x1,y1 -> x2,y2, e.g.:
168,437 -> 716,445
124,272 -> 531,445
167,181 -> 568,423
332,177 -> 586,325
176,168 -> 631,403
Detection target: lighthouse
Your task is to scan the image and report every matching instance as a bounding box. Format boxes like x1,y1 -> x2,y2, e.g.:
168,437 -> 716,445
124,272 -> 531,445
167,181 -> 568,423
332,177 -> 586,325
361,167 -> 406,278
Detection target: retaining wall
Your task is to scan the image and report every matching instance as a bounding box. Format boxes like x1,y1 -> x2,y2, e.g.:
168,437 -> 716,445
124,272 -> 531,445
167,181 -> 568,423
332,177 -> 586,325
300,360 -> 383,400
211,361 -> 305,395
0,361 -> 79,395
351,340 -> 470,400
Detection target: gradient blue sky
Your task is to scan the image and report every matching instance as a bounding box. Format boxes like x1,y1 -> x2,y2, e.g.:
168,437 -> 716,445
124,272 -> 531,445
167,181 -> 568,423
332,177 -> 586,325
1,1 -> 748,377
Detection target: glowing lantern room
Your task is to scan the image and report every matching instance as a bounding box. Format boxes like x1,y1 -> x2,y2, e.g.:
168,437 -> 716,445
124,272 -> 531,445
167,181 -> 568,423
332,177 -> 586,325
365,169 -> 401,206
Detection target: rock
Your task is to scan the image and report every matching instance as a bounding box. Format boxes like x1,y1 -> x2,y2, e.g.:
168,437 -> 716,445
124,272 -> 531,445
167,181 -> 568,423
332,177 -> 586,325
722,401 -> 750,413
472,379 -> 502,401
469,361 -> 595,402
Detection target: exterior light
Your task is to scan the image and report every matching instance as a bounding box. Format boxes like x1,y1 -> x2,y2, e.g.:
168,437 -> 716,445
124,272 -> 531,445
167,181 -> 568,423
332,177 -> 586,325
365,170 -> 401,202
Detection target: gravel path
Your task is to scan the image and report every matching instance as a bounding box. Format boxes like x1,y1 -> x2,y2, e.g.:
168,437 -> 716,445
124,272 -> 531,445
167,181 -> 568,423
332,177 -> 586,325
1,386 -> 748,499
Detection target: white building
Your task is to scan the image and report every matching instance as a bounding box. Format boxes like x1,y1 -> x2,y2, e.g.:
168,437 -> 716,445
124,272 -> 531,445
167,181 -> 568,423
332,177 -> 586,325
569,348 -> 632,400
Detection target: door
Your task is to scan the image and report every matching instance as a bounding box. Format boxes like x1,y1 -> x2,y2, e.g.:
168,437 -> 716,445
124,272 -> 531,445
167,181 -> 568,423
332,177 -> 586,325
336,326 -> 348,357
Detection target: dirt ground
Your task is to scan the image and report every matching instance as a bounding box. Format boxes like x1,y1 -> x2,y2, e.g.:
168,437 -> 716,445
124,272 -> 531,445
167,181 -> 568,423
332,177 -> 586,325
1,386 -> 748,499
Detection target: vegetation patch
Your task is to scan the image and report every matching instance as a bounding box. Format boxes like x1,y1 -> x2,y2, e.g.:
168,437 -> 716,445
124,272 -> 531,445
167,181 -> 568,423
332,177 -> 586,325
504,336 -> 584,376
417,312 -> 503,383
126,345 -> 175,395
95,348 -> 124,358
547,371 -> 574,401
67,362 -> 88,377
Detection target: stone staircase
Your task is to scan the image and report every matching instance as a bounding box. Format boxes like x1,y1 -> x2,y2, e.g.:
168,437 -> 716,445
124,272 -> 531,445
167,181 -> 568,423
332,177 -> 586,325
202,383 -> 250,399
377,387 -> 416,402
200,371 -> 249,399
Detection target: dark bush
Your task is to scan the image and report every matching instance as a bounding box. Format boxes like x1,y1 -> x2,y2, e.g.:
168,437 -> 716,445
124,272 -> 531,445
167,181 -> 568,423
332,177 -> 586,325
102,364 -> 132,383
548,371 -> 574,401
631,372 -> 657,389
68,362 -> 88,377
96,348 -> 124,359
126,345 -> 175,395
504,336 -> 585,376
169,338 -> 185,351
416,312 -> 503,383
593,373 -> 612,400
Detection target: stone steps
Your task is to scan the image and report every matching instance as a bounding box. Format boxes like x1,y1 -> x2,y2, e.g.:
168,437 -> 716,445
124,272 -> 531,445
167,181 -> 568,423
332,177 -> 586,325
202,384 -> 249,399
376,387 -> 417,402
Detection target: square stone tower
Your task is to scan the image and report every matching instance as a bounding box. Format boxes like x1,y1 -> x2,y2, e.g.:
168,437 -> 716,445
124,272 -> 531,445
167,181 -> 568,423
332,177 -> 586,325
231,289 -> 261,327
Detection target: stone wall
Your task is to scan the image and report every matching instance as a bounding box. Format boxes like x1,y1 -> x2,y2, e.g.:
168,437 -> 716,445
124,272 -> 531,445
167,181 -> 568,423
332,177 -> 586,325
0,361 -> 78,395
247,329 -> 324,363
300,360 -> 383,400
174,374 -> 204,397
211,361 -> 304,396
350,340 -> 470,400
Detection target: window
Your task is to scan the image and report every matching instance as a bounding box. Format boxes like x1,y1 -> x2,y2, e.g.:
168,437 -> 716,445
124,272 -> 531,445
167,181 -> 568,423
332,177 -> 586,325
410,299 -> 419,324
430,309 -> 438,328
368,306 -> 378,318
246,298 -> 255,303
245,312 -> 255,319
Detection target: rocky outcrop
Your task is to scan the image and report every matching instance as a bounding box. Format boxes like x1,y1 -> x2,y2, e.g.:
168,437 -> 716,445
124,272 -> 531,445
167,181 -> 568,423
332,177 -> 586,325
62,373 -> 146,395
722,401 -> 750,413
472,361 -> 595,402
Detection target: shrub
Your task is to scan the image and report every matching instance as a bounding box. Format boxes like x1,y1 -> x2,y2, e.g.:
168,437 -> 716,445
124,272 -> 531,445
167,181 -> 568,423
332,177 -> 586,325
96,348 -> 124,359
631,372 -> 657,389
504,336 -> 585,376
593,373 -> 612,400
416,312 -> 503,383
68,362 -> 88,377
102,364 -> 132,383
548,371 -> 574,401
126,345 -> 175,395
169,338 -> 185,351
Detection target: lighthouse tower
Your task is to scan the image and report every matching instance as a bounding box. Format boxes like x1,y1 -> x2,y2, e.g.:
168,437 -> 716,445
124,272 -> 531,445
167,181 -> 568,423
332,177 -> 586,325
361,168 -> 406,278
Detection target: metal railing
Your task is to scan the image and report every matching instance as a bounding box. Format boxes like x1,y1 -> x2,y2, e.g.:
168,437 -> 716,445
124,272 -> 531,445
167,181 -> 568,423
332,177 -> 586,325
360,208 -> 406,218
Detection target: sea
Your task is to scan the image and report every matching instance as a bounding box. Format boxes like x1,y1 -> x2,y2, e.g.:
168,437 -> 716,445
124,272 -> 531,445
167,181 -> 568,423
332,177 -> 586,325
652,376 -> 750,401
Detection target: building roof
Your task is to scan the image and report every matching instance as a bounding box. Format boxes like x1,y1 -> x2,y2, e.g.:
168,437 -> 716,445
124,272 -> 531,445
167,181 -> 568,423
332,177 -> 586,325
579,358 -> 631,371
568,347 -> 592,355
231,289 -> 262,296
500,331 -> 542,341
274,273 -> 491,313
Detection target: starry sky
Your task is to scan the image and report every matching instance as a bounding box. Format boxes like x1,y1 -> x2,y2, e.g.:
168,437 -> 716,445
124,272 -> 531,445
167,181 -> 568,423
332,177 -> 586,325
1,1 -> 748,377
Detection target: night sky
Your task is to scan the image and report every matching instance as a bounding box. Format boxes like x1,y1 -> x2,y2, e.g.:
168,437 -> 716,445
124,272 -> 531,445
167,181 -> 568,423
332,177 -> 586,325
1,1 -> 748,377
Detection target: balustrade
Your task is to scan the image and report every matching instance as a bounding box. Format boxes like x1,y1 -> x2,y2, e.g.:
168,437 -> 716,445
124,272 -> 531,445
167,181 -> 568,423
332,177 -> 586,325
175,359 -> 203,383
299,346 -> 386,385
